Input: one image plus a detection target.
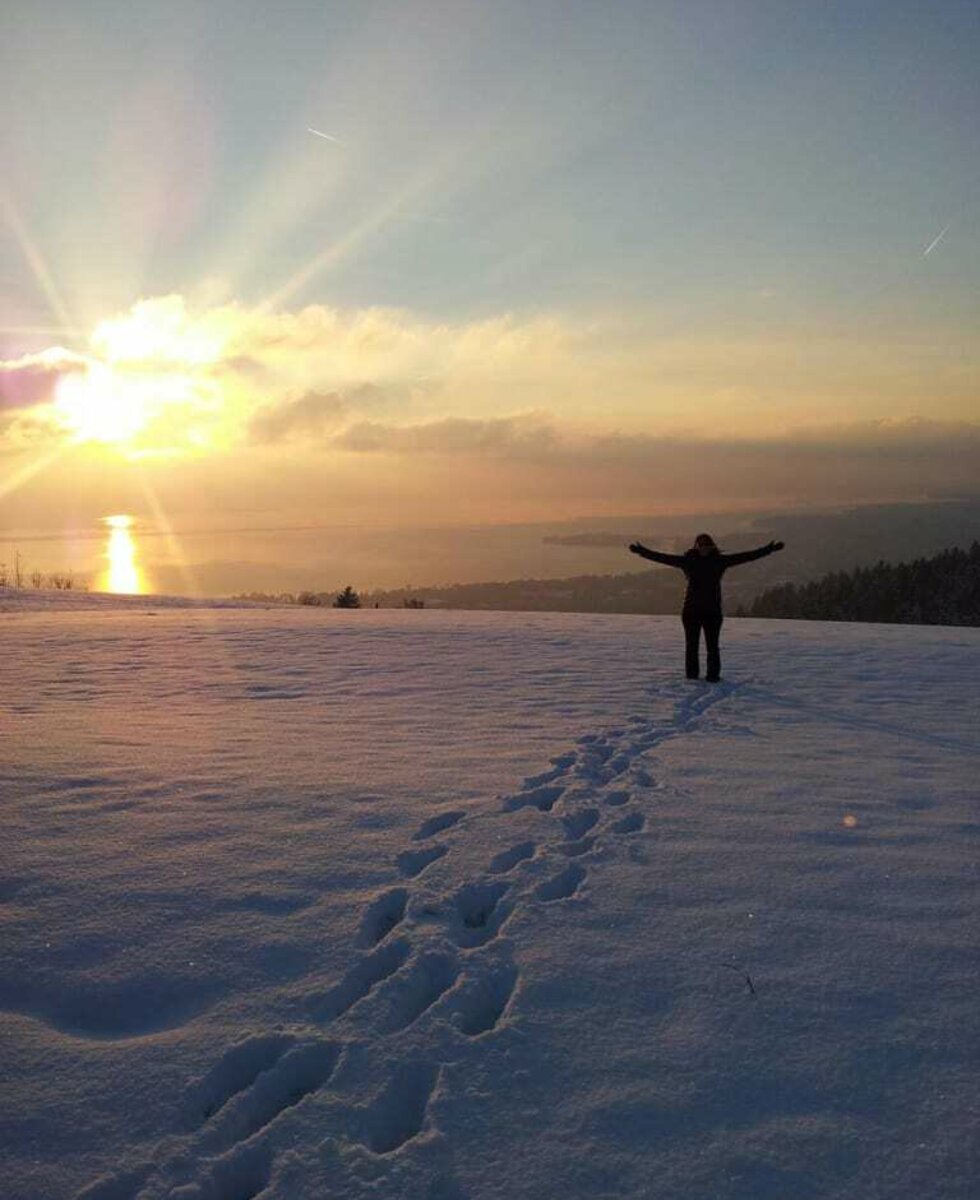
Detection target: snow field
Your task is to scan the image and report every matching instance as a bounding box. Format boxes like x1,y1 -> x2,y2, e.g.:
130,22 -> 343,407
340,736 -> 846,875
1,603 -> 978,1199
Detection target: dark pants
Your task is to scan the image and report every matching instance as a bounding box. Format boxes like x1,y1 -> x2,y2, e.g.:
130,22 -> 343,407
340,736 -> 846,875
682,609 -> 723,681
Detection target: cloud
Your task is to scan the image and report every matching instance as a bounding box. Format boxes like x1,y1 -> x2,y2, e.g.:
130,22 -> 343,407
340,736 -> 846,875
331,412 -> 979,466
572,418 -> 980,485
334,413 -> 559,457
323,413 -> 980,514
560,420 -> 980,510
219,303 -> 573,381
249,390 -> 348,444
778,416 -> 980,454
0,348 -> 89,411
0,294 -> 579,452
6,293 -> 978,500
248,381 -> 421,444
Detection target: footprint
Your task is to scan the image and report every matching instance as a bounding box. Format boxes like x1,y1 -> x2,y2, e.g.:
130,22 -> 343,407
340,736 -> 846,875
612,811 -> 645,835
309,939 -> 410,1023
522,754 -> 574,788
603,790 -> 631,807
561,809 -> 599,840
246,684 -> 305,701
558,836 -> 595,858
357,1061 -> 441,1155
202,1142 -> 272,1200
413,810 -> 464,841
183,1034 -> 295,1128
385,952 -> 459,1032
76,1164 -> 152,1200
203,1039 -> 340,1151
488,840 -> 535,874
502,784 -> 563,813
536,864 -> 586,902
574,745 -> 617,784
397,844 -> 448,878
358,888 -> 409,947
16,970 -> 223,1040
452,881 -> 510,947
454,963 -> 519,1037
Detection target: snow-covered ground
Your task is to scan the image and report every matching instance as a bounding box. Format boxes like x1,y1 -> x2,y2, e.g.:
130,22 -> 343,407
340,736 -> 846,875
2,594 -> 978,1200
0,589 -> 270,614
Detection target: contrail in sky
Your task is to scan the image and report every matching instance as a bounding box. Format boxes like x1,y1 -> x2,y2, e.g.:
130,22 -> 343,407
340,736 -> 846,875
922,223 -> 950,257
307,127 -> 342,144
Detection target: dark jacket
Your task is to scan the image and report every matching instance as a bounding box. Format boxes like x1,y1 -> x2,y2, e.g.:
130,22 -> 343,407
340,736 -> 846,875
630,543 -> 780,614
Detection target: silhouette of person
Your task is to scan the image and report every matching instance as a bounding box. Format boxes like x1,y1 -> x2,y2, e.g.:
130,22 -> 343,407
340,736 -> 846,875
628,533 -> 785,681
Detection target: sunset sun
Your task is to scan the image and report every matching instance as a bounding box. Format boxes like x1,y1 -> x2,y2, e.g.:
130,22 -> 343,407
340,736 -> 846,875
49,301 -> 228,450
53,361 -> 154,445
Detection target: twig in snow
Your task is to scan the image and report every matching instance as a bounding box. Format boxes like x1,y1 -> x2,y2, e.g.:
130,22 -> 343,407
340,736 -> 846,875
721,963 -> 757,997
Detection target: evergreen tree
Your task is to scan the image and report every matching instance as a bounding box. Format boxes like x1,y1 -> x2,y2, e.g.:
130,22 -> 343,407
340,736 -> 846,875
746,542 -> 980,626
333,585 -> 361,609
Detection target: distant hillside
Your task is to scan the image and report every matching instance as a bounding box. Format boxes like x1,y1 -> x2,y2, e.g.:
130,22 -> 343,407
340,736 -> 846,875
743,542 -> 980,626
361,550 -> 791,615
236,555 -> 790,614
362,568 -> 684,613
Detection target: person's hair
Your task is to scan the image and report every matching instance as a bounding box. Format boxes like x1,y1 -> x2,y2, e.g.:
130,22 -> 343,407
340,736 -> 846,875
692,532 -> 718,551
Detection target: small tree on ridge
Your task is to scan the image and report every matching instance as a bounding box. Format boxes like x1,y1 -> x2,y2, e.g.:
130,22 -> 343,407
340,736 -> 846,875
333,585 -> 361,609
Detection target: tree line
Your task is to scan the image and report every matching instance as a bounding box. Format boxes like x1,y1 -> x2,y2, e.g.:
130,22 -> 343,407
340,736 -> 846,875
742,542 -> 980,627
0,553 -> 82,591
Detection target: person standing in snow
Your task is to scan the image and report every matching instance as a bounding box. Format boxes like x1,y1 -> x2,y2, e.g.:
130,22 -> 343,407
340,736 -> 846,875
628,533 -> 785,682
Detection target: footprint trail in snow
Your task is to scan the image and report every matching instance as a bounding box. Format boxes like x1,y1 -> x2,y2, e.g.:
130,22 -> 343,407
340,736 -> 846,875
79,682 -> 741,1200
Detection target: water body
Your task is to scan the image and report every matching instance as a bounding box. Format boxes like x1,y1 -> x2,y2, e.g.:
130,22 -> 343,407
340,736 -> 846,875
98,515 -> 148,594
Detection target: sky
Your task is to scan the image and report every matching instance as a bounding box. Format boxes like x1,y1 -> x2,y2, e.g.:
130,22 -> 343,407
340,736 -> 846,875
1,0 -> 978,591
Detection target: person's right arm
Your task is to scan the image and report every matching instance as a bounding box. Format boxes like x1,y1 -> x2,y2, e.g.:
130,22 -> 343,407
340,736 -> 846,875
628,543 -> 686,567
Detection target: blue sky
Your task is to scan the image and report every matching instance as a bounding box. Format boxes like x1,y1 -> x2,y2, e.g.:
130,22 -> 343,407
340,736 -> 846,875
4,0 -> 977,327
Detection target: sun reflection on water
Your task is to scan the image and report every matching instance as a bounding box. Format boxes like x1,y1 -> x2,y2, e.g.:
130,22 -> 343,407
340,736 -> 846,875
100,514 -> 147,594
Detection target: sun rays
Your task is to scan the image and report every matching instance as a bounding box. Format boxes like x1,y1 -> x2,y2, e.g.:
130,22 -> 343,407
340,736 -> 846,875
0,189 -> 83,343
0,9 -> 571,478
2,0 -> 978,600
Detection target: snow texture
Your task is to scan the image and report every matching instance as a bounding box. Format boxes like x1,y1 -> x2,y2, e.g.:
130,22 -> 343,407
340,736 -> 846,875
1,593 -> 978,1200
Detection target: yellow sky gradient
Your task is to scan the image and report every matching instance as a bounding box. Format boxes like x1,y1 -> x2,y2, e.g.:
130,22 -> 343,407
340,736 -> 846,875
2,295 -> 977,595
2,292 -> 978,570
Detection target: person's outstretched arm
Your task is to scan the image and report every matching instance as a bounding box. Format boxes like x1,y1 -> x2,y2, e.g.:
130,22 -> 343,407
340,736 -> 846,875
721,540 -> 785,567
628,542 -> 687,567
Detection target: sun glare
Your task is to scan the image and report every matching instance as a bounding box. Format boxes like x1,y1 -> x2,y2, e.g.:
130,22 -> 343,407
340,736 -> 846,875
54,362 -> 152,445
91,300 -> 224,367
50,300 -> 229,451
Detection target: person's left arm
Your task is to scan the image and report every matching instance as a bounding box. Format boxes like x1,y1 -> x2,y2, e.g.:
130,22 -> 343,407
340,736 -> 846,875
721,540 -> 785,567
